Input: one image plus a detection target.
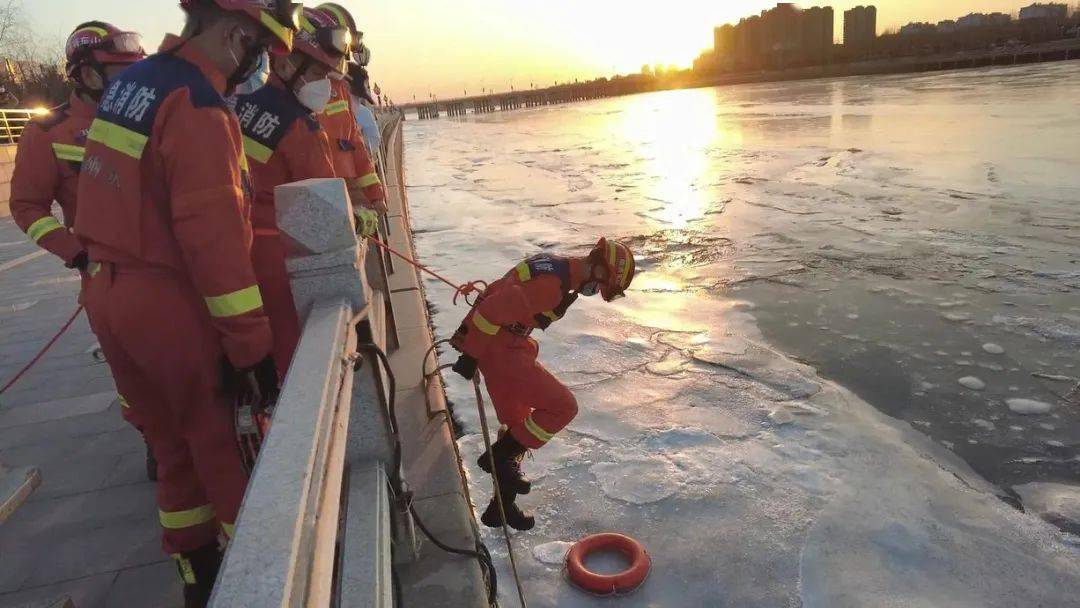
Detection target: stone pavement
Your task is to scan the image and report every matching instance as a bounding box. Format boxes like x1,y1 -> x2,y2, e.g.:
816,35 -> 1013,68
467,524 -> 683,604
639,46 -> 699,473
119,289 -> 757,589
0,217 -> 179,607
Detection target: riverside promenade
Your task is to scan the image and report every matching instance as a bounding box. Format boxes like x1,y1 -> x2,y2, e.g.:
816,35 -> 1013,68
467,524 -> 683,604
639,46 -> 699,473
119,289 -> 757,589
0,222 -> 177,603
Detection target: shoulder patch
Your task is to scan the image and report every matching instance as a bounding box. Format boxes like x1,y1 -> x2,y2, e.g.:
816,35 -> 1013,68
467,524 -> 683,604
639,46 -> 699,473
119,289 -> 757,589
95,53 -> 226,138
234,85 -> 312,163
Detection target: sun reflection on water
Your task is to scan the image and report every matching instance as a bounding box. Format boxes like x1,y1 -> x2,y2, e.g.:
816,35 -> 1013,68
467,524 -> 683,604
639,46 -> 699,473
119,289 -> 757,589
619,88 -> 736,229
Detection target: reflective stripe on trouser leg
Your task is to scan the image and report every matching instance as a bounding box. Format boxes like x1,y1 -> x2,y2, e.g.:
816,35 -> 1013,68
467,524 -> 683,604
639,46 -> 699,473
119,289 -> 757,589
160,504 -> 215,530
173,553 -> 197,584
522,414 -> 555,445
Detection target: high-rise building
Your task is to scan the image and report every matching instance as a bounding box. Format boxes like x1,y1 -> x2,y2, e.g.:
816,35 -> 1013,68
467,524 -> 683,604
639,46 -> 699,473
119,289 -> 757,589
1019,3 -> 1069,20
714,24 -> 736,57
844,6 -> 877,57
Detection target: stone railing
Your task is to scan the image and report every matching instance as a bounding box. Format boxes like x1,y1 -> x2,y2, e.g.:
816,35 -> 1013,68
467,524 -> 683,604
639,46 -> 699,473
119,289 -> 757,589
209,176 -> 408,607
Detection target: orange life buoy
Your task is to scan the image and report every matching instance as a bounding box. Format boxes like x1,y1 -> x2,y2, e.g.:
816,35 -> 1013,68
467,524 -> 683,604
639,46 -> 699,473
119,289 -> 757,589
565,533 -> 651,595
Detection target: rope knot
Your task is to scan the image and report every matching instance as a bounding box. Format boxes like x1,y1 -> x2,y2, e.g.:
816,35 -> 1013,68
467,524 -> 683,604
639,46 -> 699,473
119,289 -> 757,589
454,280 -> 488,306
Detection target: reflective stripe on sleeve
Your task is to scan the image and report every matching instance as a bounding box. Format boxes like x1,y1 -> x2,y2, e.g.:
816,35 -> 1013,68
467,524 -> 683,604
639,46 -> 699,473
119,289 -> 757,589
204,285 -> 263,318
515,262 -> 531,282
159,504 -> 215,530
243,136 -> 273,164
52,143 -> 85,162
523,415 -> 554,443
358,172 -> 381,188
472,312 -> 500,336
222,522 -> 236,538
87,119 -> 149,159
543,311 -> 560,321
324,100 -> 349,116
26,216 -> 63,243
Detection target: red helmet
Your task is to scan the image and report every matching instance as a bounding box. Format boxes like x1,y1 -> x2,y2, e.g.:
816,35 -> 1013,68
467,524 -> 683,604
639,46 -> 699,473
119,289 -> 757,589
180,0 -> 302,55
295,7 -> 352,74
315,3 -> 369,65
592,237 -> 636,301
65,22 -> 146,78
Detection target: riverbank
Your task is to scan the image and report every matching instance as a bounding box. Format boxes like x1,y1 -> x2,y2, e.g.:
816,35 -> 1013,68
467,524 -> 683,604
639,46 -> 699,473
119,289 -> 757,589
403,38 -> 1080,120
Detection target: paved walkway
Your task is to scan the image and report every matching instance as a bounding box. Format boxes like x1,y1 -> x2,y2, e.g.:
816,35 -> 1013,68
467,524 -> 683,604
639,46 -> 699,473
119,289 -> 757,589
0,218 -> 178,607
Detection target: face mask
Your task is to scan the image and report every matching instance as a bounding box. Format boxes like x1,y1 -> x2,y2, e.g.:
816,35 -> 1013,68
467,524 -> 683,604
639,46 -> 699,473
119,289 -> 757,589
354,44 -> 371,67
234,50 -> 269,96
226,29 -> 265,91
296,77 -> 332,113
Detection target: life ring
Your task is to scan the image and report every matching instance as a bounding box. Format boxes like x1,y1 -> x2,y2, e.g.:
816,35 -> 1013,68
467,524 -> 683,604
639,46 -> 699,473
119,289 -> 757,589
565,533 -> 651,595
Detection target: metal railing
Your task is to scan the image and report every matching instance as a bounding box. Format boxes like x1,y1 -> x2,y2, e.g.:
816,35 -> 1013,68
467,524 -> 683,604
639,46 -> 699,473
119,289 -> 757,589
0,109 -> 45,145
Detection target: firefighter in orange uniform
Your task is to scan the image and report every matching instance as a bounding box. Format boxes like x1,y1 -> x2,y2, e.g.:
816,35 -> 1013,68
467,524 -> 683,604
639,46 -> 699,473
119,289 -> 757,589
72,1 -> 301,605
236,7 -> 378,377
11,22 -> 144,275
313,3 -> 386,213
10,22 -> 150,471
451,238 -> 636,530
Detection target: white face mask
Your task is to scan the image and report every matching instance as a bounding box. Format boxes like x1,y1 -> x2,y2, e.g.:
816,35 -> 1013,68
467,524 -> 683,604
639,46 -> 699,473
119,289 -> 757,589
296,77 -> 332,113
234,51 -> 270,96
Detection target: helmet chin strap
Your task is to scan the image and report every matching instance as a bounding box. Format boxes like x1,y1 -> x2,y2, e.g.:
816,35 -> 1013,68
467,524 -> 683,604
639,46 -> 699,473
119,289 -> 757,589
284,54 -> 313,97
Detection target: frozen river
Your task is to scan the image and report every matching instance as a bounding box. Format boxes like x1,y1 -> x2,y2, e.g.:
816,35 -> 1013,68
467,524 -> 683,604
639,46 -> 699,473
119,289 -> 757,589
403,62 -> 1080,607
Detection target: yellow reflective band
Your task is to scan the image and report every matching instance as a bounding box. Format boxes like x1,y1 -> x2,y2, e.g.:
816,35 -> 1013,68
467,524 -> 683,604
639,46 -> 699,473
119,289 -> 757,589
222,522 -> 236,538
608,241 -> 617,266
204,285 -> 263,318
515,262 -> 531,282
172,554 -> 197,584
472,313 -> 500,336
239,148 -> 250,172
324,100 -> 349,116
321,4 -> 350,30
543,311 -> 559,321
358,172 -> 381,188
118,394 -> 131,408
88,119 -> 148,160
52,143 -> 85,163
524,416 -> 554,443
159,504 -> 215,530
259,10 -> 294,50
243,136 -> 273,164
76,26 -> 109,38
88,261 -> 102,277
26,216 -> 63,243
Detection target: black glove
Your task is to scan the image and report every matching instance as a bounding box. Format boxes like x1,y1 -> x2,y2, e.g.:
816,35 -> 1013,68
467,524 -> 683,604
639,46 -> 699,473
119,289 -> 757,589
67,251 -> 89,272
452,354 -> 478,380
222,355 -> 280,412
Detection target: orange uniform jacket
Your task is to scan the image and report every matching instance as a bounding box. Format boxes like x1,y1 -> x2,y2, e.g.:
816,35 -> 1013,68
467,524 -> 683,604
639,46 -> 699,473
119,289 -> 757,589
10,94 -> 94,265
317,78 -> 384,205
236,75 -> 336,229
74,36 -> 271,369
454,255 -> 584,360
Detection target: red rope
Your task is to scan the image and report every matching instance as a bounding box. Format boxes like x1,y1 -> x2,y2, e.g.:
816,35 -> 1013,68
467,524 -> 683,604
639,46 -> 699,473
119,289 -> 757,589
0,305 -> 84,396
369,237 -> 486,305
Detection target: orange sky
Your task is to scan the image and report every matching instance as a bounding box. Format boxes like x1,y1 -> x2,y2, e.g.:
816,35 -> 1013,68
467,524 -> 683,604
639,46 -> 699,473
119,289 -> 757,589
27,1 -> 1076,101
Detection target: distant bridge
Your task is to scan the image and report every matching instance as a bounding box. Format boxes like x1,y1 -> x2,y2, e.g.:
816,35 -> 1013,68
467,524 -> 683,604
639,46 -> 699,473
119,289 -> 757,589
404,78 -> 660,120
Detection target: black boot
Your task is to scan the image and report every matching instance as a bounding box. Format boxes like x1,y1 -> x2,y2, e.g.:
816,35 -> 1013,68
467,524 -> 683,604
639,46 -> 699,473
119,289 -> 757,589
477,432 -> 531,495
480,491 -> 535,531
176,543 -> 223,608
145,441 -> 158,482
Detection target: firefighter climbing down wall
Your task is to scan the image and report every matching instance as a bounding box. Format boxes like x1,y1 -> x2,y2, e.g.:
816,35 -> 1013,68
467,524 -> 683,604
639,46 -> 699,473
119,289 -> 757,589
451,238 -> 636,530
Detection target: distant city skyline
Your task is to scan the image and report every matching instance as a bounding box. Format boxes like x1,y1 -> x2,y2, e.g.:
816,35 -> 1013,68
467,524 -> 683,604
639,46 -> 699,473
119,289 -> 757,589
20,1 -> 1079,100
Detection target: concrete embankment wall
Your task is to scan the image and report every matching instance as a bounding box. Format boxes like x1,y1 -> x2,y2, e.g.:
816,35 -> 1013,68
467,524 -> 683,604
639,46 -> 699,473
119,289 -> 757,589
0,144 -> 16,217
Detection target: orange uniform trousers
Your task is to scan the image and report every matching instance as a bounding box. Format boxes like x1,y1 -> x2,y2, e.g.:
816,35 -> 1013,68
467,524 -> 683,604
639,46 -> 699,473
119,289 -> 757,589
84,264 -> 248,554
478,335 -> 578,449
251,233 -> 301,378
